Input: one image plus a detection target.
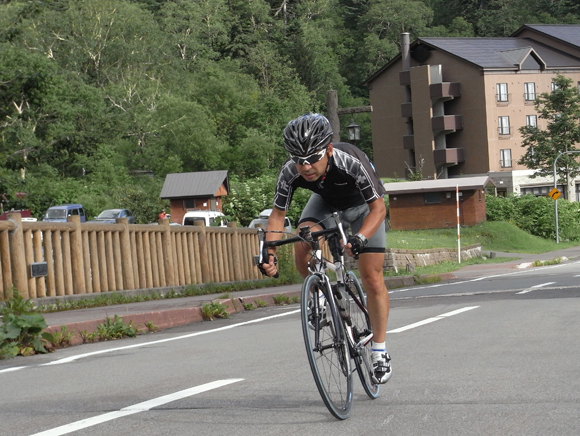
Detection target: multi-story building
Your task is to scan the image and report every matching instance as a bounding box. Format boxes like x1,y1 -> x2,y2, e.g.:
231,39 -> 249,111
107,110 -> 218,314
365,24 -> 580,201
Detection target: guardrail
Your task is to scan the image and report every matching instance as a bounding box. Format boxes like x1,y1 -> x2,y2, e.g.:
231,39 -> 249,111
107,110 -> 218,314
0,213 -> 263,302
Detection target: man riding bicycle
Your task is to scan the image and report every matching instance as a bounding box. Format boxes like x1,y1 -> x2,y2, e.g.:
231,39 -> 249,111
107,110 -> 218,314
260,112 -> 392,384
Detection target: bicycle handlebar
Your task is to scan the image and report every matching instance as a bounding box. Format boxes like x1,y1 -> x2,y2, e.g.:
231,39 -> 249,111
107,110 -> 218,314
254,212 -> 350,278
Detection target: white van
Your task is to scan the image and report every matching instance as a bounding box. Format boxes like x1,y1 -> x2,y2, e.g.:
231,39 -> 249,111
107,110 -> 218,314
182,210 -> 228,227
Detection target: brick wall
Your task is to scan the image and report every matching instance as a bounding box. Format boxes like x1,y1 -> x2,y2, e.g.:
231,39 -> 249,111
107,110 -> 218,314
389,189 -> 487,230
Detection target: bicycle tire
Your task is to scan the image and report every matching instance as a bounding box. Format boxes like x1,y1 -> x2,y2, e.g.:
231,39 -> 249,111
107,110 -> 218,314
301,274 -> 353,420
346,271 -> 380,399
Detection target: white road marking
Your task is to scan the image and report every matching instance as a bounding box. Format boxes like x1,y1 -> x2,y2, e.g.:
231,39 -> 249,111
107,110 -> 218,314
391,260 -> 580,293
0,309 -> 300,374
516,282 -> 556,294
388,306 -> 479,333
28,379 -> 243,436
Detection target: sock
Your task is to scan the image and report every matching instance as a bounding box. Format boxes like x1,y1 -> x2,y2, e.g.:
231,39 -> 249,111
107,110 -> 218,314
371,341 -> 386,353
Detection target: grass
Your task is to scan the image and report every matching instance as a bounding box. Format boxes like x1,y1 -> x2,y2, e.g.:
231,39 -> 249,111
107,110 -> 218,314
388,221 -> 578,254
386,221 -> 579,277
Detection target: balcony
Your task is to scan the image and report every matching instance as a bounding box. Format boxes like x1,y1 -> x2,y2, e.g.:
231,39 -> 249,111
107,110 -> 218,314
403,135 -> 414,150
430,82 -> 461,101
401,102 -> 413,118
433,148 -> 465,166
432,115 -> 463,134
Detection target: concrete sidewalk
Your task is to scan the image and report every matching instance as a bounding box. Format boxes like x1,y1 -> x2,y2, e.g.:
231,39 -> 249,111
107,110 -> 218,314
40,245 -> 580,346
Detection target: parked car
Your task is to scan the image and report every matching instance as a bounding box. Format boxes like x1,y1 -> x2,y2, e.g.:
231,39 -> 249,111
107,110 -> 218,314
87,209 -> 137,224
182,210 -> 228,227
248,209 -> 293,233
42,204 -> 86,223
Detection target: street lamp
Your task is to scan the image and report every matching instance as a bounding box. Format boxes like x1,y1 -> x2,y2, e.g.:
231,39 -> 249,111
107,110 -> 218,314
347,121 -> 360,143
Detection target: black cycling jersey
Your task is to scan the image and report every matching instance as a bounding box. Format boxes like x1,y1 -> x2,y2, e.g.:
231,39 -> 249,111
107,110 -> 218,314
273,142 -> 386,211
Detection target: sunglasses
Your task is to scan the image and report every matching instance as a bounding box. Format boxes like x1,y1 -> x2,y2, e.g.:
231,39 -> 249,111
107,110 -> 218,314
290,148 -> 327,166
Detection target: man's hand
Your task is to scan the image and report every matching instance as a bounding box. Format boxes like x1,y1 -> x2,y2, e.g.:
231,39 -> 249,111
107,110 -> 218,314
258,253 -> 278,277
345,233 -> 368,258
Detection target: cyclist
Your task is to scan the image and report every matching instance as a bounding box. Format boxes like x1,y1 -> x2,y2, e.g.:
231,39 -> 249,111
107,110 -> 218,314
260,112 -> 392,384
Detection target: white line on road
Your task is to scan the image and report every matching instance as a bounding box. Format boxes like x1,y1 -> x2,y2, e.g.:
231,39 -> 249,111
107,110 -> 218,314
28,379 -> 244,436
516,282 -> 556,294
0,309 -> 300,374
388,306 -> 479,333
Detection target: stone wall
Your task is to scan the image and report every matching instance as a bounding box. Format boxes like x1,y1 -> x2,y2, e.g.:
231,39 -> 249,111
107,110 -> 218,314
345,244 -> 482,272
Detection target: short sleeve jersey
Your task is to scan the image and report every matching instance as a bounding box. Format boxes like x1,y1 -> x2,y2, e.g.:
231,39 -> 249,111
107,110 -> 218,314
273,142 -> 386,211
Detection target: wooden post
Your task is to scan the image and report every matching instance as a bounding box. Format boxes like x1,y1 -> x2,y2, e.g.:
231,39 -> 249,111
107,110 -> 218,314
1,225 -> 13,300
160,219 -> 176,286
326,90 -> 341,143
228,223 -> 243,281
68,215 -> 86,294
7,213 -> 28,298
195,219 -> 211,283
118,217 -> 135,290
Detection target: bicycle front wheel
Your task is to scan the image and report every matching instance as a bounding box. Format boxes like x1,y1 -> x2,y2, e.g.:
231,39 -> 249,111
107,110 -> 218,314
301,274 -> 353,420
346,271 -> 380,399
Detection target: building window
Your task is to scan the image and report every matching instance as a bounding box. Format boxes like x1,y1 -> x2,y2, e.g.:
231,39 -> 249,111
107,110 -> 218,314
496,83 -> 509,102
500,149 -> 512,168
498,116 -> 510,135
526,115 -> 537,127
524,82 -> 536,101
424,192 -> 442,204
521,185 -> 563,197
551,81 -> 560,92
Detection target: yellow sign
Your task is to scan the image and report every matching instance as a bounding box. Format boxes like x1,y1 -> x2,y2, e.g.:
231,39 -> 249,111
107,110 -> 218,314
548,188 -> 561,200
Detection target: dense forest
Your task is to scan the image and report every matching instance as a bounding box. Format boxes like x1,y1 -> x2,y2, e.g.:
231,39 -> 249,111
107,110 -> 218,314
1,0 -> 579,224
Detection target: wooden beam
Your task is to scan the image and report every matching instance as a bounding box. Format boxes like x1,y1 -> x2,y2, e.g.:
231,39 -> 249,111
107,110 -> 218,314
337,106 -> 373,115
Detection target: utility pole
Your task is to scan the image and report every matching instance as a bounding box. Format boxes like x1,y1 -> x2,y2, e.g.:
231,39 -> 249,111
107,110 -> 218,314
326,90 -> 372,142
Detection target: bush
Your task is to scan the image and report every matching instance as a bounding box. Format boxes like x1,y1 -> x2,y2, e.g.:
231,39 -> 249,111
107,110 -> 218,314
486,194 -> 580,241
0,290 -> 53,359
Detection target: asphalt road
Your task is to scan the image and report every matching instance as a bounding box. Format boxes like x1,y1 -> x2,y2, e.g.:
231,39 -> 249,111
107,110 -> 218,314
1,260 -> 579,435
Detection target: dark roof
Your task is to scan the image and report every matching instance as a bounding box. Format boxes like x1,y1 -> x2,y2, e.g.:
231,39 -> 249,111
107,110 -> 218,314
365,24 -> 580,84
417,37 -> 580,69
512,24 -> 580,48
383,176 -> 494,195
160,170 -> 229,199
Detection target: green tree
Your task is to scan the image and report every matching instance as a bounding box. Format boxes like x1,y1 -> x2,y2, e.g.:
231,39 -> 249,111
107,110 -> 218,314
518,74 -> 580,201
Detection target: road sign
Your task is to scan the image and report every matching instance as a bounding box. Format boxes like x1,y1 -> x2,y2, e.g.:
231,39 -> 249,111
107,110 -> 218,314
548,188 -> 561,200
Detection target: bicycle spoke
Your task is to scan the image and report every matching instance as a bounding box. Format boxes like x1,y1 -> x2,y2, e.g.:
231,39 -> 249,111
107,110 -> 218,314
302,275 -> 353,420
346,271 -> 380,399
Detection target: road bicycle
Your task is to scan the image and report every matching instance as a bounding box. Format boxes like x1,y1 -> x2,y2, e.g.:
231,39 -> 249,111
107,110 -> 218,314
255,212 -> 379,420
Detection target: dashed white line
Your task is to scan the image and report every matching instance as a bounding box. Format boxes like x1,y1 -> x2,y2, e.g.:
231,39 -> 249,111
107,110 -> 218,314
517,282 -> 556,294
388,306 -> 479,333
29,379 -> 244,436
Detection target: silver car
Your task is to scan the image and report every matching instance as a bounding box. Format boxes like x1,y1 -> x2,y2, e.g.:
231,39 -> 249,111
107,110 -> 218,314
248,209 -> 293,233
87,209 -> 137,224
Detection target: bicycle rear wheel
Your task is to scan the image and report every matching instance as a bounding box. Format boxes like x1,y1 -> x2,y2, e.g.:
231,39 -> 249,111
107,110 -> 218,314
301,274 -> 353,420
346,271 -> 380,399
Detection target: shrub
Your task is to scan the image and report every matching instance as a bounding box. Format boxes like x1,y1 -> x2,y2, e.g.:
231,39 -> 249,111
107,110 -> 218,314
0,290 -> 53,359
486,194 -> 580,241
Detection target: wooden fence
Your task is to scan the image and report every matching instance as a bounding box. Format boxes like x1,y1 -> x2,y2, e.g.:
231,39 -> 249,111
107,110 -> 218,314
0,213 -> 265,302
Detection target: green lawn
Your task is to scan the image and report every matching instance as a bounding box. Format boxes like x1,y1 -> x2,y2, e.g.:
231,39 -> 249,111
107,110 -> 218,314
385,221 -> 580,277
388,221 -> 578,254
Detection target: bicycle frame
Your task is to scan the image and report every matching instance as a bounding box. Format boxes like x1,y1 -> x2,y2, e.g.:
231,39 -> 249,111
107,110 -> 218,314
255,212 -> 373,352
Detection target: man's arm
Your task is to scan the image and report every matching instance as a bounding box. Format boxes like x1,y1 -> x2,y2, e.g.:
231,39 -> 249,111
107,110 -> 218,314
261,207 -> 287,276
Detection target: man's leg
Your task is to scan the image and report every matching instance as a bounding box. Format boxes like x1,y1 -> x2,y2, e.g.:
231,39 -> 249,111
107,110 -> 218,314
357,252 -> 389,343
358,251 -> 392,383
